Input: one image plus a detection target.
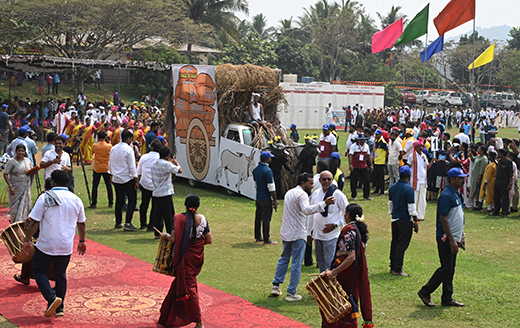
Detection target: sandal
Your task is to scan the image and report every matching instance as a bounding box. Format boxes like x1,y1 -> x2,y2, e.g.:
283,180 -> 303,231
14,274 -> 30,286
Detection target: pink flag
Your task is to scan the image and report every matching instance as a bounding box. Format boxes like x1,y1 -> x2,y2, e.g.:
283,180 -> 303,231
372,18 -> 404,53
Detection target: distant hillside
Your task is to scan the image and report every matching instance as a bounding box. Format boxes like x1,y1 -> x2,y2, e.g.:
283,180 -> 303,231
448,25 -> 513,42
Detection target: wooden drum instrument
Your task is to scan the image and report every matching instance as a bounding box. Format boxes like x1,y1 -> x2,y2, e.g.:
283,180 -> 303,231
153,238 -> 175,276
1,221 -> 35,263
306,275 -> 352,323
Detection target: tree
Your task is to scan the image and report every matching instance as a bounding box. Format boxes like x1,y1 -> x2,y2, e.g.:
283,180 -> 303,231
507,27 -> 520,50
450,32 -> 490,85
250,14 -> 275,40
275,38 -> 319,79
219,33 -> 278,67
130,45 -> 189,96
341,54 -> 400,82
377,5 -> 406,29
496,48 -> 520,92
1,0 -> 198,92
276,18 -> 300,40
183,0 -> 248,45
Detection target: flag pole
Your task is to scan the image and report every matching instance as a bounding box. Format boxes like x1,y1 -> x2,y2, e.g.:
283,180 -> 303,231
421,32 -> 428,111
470,11 -> 476,112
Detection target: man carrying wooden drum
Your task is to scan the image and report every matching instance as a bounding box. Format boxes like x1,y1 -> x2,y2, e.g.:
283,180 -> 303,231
22,170 -> 86,318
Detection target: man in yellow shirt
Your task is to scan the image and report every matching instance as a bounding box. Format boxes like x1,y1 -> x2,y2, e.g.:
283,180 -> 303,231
373,129 -> 388,195
89,131 -> 113,209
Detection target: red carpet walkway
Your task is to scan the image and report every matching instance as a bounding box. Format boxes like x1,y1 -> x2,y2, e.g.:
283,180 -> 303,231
0,208 -> 310,328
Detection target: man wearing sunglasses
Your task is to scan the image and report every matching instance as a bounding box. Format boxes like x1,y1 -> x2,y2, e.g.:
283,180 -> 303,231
307,170 -> 348,273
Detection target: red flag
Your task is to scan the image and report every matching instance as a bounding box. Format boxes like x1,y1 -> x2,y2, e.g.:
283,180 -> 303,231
372,18 -> 403,54
434,0 -> 475,36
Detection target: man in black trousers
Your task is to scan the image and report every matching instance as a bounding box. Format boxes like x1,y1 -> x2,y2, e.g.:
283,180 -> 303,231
388,165 -> 418,277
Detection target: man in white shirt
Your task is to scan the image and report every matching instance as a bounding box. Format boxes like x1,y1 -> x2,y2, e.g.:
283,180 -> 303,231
325,103 -> 333,125
408,141 -> 432,221
454,127 -> 470,145
271,173 -> 335,301
23,170 -> 86,317
40,135 -> 72,181
109,130 -> 139,231
150,146 -> 181,239
388,130 -> 403,188
307,171 -> 348,273
137,139 -> 162,230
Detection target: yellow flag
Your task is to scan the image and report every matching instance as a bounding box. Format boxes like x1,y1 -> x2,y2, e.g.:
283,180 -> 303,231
468,43 -> 495,69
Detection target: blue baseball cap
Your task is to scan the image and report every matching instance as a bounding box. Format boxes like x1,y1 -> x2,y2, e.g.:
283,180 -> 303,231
447,167 -> 468,178
440,119 -> 445,123
375,129 -> 383,135
18,125 -> 30,134
260,151 -> 274,160
399,166 -> 411,176
322,124 -> 330,130
290,123 -> 297,128
331,152 -> 341,160
330,124 -> 336,129
60,133 -> 70,140
158,136 -> 166,142
1,104 -> 8,109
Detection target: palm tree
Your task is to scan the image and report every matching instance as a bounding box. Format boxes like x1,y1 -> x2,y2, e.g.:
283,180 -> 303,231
276,17 -> 300,40
377,5 -> 407,29
183,0 -> 249,44
250,13 -> 275,40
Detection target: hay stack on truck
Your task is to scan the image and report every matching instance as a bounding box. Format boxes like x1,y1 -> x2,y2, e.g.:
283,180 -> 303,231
165,64 -> 296,199
277,82 -> 385,129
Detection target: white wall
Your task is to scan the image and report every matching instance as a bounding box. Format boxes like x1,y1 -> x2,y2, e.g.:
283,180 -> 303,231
278,83 -> 385,129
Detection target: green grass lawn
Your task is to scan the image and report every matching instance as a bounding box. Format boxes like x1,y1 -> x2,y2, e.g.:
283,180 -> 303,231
1,128 -> 520,327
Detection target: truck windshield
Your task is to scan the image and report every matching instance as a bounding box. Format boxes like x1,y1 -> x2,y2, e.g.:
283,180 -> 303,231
243,129 -> 253,146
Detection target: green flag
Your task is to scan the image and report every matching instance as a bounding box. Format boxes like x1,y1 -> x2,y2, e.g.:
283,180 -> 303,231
394,4 -> 429,46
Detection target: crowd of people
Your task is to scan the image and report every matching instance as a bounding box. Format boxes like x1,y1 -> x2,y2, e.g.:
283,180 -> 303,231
1,89 -> 518,328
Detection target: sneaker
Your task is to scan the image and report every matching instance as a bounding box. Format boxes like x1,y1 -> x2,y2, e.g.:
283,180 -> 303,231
123,223 -> 138,231
44,296 -> 62,317
263,240 -> 278,245
284,293 -> 302,301
271,285 -> 282,296
55,310 -> 64,317
114,224 -> 123,229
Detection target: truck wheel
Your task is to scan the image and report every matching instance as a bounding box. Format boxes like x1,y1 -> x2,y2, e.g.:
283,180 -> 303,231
445,101 -> 450,107
186,118 -> 210,181
423,100 -> 428,106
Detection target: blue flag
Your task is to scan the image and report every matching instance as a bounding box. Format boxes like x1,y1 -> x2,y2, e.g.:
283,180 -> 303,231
420,35 -> 444,62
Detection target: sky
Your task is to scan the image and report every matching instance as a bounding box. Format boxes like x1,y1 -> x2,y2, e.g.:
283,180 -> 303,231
239,0 -> 517,42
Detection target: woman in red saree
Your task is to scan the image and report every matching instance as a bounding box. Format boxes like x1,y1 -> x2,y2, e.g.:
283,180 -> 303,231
321,204 -> 373,328
159,194 -> 212,328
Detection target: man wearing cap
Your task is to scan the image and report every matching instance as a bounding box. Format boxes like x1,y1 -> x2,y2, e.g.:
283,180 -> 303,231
408,140 -> 433,221
289,124 -> 299,143
253,151 -> 278,245
307,170 -> 348,273
373,129 -> 388,195
418,168 -> 467,308
7,125 -> 29,158
400,128 -> 416,166
24,126 -> 39,166
349,133 -> 372,200
388,165 -> 418,277
318,124 -> 337,162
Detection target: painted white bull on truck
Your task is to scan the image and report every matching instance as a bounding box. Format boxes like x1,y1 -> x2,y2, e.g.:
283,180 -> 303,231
215,148 -> 256,194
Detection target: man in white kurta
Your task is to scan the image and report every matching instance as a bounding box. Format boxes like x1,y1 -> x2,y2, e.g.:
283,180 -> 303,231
307,170 -> 348,273
408,141 -> 429,221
